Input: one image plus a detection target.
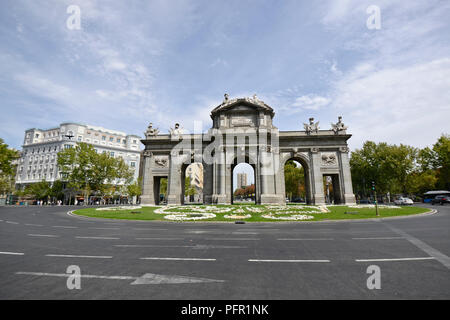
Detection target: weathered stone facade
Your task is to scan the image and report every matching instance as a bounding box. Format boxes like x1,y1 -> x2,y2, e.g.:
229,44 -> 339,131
140,96 -> 356,205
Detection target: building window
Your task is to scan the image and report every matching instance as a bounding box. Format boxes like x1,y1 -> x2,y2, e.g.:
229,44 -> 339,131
130,161 -> 136,167
78,136 -> 82,142
109,137 -> 114,142
133,140 -> 137,144
117,138 -> 121,143
64,144 -> 72,149
110,152 -> 115,157
102,136 -> 106,141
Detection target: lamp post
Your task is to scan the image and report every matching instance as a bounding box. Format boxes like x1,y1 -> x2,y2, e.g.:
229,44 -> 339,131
372,181 -> 379,217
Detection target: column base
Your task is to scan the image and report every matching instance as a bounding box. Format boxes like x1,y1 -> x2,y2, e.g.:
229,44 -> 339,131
140,195 -> 155,205
167,194 -> 182,205
260,194 -> 286,205
313,194 -> 326,205
344,194 -> 356,205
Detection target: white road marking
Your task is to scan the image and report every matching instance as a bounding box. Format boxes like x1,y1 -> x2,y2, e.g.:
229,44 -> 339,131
249,259 -> 330,263
28,234 -> 59,238
355,257 -> 436,262
277,238 -> 334,241
16,272 -> 135,280
45,254 -> 112,259
0,251 -> 24,255
16,272 -> 225,285
131,273 -> 225,285
232,232 -> 258,235
52,226 -> 77,229
385,224 -> 450,269
25,224 -> 43,227
140,257 -> 217,261
116,244 -> 245,249
89,227 -> 120,230
6,221 -> 19,224
75,236 -> 120,240
135,238 -> 184,240
204,238 -> 259,241
352,237 -> 405,240
132,228 -> 168,231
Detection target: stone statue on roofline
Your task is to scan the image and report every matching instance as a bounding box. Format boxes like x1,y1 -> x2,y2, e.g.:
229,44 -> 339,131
303,117 -> 319,135
331,116 -> 348,134
145,122 -> 159,138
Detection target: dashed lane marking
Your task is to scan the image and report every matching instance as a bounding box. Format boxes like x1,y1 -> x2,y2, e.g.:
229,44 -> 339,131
28,234 -> 59,238
140,257 -> 217,261
249,259 -> 330,263
0,251 -> 25,255
45,254 -> 113,259
355,257 -> 436,262
277,238 -> 334,241
75,236 -> 120,240
52,226 -> 78,229
352,237 -> 405,240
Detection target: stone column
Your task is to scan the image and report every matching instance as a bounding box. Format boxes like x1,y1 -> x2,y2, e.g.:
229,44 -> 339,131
310,148 -> 325,205
140,151 -> 156,205
167,152 -> 182,205
339,147 -> 356,204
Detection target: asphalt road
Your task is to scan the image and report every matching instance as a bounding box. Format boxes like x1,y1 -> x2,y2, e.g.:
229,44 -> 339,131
0,204 -> 449,299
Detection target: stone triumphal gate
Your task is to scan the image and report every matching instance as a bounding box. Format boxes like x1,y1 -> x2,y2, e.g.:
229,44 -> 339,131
140,95 -> 356,205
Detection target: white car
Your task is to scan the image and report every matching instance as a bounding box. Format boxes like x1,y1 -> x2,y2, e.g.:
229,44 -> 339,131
394,197 -> 414,205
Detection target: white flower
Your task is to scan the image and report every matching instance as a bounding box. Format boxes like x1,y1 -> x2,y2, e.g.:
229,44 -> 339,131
262,214 -> 314,220
224,214 -> 252,219
164,213 -> 216,221
96,206 -> 142,211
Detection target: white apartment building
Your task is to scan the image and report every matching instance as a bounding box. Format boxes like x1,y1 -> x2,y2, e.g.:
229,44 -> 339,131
15,123 -> 141,189
237,173 -> 248,190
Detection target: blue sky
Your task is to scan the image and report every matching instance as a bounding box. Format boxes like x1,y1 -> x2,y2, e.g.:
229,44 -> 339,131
1,0 -> 449,156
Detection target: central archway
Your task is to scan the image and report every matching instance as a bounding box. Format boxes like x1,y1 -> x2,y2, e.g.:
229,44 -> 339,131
281,155 -> 312,204
232,162 -> 256,204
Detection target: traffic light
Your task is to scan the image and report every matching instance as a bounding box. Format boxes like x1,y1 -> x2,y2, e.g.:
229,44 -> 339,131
371,181 -> 376,191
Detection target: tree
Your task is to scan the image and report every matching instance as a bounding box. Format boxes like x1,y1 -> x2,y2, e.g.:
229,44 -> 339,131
23,180 -> 51,202
284,160 -> 305,200
0,138 -> 19,196
432,134 -> 450,190
126,178 -> 142,204
57,143 -> 134,204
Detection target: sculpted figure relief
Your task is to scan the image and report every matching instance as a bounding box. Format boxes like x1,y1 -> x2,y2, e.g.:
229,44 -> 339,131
321,153 -> 337,166
331,116 -> 348,134
304,117 -> 319,135
154,156 -> 168,167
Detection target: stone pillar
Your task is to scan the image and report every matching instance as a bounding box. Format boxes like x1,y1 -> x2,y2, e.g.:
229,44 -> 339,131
203,162 -> 213,204
167,152 -> 182,205
339,147 -> 356,204
310,148 -> 325,205
140,151 -> 156,205
215,148 -> 228,204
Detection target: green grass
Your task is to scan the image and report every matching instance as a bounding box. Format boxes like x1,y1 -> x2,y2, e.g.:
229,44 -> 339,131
72,204 -> 430,222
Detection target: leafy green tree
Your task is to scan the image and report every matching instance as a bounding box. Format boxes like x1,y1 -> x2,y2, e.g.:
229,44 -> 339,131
284,160 -> 305,200
23,180 -> 51,202
432,134 -> 450,190
126,178 -> 142,204
0,138 -> 19,195
57,142 -> 133,204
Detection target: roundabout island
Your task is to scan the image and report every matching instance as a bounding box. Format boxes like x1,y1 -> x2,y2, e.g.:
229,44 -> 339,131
72,204 -> 431,222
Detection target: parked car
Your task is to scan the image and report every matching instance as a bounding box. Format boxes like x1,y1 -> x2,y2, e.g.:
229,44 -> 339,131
394,197 -> 414,205
431,195 -> 450,205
